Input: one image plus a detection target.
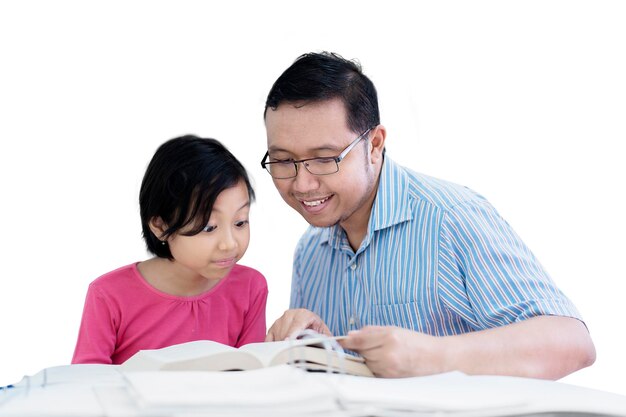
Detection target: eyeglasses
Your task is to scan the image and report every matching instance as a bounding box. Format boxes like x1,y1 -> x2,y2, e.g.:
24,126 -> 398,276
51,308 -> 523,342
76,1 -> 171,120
261,127 -> 374,179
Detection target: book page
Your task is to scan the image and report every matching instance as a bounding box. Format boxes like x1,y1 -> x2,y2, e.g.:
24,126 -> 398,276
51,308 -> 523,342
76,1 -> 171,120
0,384 -> 108,417
122,340 -> 263,371
271,347 -> 372,377
315,371 -> 626,416
239,337 -> 373,377
11,364 -> 123,387
238,336 -> 343,367
322,371 -> 527,412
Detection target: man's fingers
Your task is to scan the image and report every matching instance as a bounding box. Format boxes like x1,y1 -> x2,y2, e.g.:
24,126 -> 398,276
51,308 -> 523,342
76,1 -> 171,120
285,315 -> 326,339
315,322 -> 332,337
265,311 -> 296,341
340,326 -> 386,351
266,309 -> 331,342
264,327 -> 276,342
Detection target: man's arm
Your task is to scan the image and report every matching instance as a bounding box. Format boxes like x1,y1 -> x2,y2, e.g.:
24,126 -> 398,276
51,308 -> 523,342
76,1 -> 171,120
265,308 -> 332,341
341,315 -> 595,379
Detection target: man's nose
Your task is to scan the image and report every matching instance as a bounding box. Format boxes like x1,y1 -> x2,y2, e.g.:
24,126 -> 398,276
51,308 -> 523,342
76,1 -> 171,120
292,163 -> 320,193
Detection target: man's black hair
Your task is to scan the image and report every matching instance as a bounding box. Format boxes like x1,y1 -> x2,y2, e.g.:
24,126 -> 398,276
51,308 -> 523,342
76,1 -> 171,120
264,52 -> 380,134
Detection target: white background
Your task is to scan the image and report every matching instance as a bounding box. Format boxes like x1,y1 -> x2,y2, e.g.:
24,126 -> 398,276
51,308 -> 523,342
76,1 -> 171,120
1,0 -> 624,395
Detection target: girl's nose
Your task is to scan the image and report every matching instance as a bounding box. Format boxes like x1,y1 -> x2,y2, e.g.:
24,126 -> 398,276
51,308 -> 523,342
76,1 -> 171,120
218,228 -> 237,251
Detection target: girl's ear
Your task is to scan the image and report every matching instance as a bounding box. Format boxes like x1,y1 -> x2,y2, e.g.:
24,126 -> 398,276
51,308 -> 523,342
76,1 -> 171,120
149,217 -> 167,242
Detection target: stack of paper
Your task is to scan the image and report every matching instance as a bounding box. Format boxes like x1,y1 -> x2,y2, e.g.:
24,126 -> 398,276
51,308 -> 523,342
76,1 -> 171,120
2,363 -> 626,416
0,364 -> 125,417
318,371 -> 626,416
123,365 -> 339,416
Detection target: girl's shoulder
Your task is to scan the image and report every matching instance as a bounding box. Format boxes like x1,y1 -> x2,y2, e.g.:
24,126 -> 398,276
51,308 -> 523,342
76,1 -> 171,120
89,262 -> 142,290
227,264 -> 267,287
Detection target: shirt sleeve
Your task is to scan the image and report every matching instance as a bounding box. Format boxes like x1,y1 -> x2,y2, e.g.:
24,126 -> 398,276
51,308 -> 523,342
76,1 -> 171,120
437,198 -> 583,330
289,238 -> 304,309
71,284 -> 118,364
235,273 -> 268,346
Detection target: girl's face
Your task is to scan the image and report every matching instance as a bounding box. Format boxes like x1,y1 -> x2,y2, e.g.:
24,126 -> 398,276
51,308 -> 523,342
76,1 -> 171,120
167,180 -> 251,280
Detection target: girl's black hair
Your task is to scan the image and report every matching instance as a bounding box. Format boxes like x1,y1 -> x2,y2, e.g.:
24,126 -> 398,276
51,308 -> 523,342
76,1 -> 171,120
139,135 -> 255,259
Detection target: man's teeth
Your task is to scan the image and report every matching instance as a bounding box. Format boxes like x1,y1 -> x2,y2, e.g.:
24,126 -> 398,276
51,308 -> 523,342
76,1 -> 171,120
303,197 -> 329,207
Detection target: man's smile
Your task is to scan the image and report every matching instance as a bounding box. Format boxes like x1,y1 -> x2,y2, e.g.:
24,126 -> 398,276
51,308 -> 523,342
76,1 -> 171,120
301,196 -> 331,207
297,195 -> 334,213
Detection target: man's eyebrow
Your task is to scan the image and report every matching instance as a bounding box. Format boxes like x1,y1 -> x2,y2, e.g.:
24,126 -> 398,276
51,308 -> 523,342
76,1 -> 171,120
268,144 -> 342,154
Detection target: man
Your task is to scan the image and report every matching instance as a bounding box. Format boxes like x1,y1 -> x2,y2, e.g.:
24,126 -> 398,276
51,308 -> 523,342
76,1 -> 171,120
261,52 -> 595,379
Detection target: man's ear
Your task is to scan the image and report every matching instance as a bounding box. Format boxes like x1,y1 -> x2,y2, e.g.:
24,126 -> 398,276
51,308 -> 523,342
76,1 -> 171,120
369,125 -> 387,165
149,217 -> 168,242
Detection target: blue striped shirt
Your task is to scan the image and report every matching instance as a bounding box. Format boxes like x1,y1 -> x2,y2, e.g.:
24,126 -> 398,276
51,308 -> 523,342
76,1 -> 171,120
290,157 -> 582,337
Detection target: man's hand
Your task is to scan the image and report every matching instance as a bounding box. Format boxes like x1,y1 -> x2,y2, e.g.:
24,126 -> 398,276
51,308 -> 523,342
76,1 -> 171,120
340,326 -> 447,378
341,316 -> 595,379
265,308 -> 332,342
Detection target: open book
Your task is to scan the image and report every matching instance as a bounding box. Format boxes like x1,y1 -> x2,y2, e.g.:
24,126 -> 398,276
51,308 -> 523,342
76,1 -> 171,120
121,337 -> 374,377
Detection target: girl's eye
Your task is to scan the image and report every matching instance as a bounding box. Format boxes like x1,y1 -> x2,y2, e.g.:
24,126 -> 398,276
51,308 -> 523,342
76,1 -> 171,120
202,225 -> 217,233
235,220 -> 249,228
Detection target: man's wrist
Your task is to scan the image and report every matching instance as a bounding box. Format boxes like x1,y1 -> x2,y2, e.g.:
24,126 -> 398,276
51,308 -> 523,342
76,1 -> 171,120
436,335 -> 459,374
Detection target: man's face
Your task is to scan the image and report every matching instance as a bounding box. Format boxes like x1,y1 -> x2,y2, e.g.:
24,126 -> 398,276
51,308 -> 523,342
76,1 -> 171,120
264,98 -> 379,230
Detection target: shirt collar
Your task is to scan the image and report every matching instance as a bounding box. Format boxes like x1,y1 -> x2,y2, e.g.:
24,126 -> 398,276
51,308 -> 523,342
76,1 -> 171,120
324,157 -> 413,251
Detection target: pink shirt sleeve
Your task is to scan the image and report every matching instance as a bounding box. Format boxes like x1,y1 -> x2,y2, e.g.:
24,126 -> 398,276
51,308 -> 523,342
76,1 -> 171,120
235,283 -> 268,347
72,284 -> 118,364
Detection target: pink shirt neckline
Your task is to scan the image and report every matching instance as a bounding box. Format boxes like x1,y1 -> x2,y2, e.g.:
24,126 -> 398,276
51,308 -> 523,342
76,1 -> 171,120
130,261 -> 232,301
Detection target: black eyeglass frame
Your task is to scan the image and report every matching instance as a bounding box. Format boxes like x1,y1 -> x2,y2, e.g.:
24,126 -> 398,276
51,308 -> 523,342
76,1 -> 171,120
260,127 -> 375,179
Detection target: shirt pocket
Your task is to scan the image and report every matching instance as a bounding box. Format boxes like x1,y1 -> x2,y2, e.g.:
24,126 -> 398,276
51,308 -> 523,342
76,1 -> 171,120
369,301 -> 423,331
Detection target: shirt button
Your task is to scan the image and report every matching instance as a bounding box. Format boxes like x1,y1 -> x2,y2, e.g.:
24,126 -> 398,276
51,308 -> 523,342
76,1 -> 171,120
350,263 -> 357,270
349,317 -> 355,325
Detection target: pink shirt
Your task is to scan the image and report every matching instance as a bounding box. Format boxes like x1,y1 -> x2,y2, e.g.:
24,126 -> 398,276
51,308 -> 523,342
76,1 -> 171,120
72,263 -> 268,364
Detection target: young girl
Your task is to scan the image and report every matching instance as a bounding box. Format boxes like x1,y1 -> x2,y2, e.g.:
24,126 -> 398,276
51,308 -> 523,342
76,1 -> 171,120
72,135 -> 268,364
